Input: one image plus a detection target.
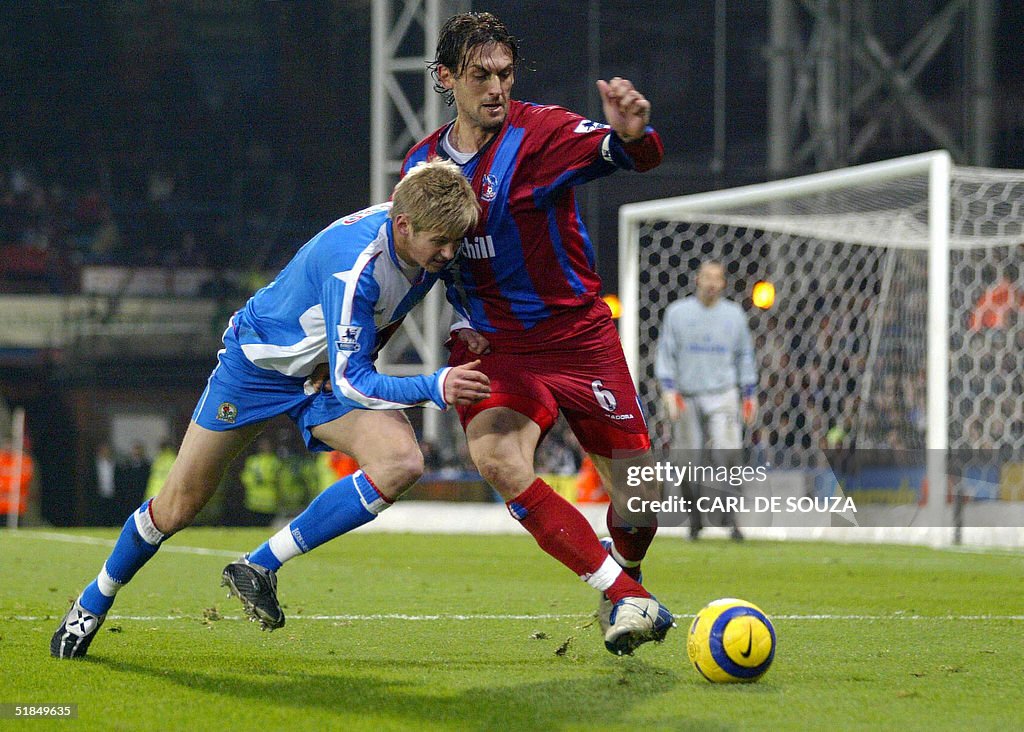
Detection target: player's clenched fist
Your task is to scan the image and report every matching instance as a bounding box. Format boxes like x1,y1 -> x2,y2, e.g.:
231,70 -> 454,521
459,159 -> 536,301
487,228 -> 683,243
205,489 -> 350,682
597,77 -> 651,143
444,359 -> 491,405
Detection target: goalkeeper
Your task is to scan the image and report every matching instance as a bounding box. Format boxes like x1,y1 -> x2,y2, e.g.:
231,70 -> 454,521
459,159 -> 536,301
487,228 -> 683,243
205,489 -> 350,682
654,261 -> 758,540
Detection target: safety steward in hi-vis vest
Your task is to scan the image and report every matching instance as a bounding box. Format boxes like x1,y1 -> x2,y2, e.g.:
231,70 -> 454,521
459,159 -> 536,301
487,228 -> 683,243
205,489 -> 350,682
240,446 -> 282,525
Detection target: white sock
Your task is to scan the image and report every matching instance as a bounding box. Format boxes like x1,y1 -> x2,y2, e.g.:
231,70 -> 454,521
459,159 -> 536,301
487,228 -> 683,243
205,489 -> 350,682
266,525 -> 304,567
582,555 -> 623,592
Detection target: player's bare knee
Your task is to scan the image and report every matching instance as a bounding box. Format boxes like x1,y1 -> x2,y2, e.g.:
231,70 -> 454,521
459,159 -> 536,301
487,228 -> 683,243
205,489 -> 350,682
150,476 -> 216,533
392,448 -> 425,492
368,447 -> 424,500
474,455 -> 532,500
612,491 -> 656,526
150,493 -> 197,535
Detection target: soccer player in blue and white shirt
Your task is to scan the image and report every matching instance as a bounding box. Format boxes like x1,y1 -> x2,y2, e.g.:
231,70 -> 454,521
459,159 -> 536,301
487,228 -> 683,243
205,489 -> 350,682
51,160 -> 489,658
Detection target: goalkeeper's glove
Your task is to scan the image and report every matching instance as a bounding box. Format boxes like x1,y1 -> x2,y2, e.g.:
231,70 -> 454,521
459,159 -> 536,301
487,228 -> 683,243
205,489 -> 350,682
742,395 -> 758,426
661,390 -> 684,421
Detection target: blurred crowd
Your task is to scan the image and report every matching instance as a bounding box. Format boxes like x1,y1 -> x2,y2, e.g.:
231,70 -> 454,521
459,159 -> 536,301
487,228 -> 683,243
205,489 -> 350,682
73,415 -> 606,529
0,149 -> 298,297
743,249 -> 1024,467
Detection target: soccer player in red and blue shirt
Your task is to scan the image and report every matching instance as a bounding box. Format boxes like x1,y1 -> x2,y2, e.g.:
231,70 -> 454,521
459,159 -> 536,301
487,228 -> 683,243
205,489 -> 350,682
402,12 -> 672,655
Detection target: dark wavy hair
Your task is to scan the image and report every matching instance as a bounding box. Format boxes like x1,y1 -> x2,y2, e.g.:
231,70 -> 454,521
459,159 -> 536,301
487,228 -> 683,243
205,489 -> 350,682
429,12 -> 521,106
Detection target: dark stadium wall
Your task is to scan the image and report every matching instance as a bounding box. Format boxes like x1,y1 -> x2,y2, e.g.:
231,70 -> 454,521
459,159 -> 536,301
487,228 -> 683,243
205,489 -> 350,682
62,366 -> 207,527
0,359 -> 209,527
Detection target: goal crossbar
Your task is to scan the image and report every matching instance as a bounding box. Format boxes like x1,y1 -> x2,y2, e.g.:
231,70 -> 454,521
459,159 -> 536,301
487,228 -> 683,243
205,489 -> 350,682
618,151 -> 954,526
619,150 -> 951,457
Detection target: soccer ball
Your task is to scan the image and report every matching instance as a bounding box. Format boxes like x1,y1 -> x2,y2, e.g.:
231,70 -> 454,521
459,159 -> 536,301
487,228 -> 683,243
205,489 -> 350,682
687,598 -> 776,683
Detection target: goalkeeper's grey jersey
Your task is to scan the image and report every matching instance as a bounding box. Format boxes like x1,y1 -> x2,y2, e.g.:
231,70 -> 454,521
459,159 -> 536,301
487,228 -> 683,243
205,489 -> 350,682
654,296 -> 757,395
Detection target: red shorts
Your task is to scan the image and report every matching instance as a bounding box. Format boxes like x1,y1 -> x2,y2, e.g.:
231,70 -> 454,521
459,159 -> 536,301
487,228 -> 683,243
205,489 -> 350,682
448,303 -> 651,458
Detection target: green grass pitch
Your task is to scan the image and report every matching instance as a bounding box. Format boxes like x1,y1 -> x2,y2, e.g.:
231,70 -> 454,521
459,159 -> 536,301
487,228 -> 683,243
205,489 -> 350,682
2,528 -> 1022,731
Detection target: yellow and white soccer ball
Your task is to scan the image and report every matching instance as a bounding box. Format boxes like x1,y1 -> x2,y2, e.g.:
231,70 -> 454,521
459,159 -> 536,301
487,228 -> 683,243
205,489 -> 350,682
687,598 -> 776,683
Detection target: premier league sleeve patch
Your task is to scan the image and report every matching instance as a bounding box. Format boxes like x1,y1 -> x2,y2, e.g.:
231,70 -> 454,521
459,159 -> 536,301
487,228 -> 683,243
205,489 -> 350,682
573,119 -> 610,134
336,324 -> 363,353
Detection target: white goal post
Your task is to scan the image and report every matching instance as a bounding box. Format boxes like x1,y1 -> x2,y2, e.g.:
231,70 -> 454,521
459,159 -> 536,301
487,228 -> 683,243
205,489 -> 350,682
619,151 -> 1024,531
4,406 -> 27,529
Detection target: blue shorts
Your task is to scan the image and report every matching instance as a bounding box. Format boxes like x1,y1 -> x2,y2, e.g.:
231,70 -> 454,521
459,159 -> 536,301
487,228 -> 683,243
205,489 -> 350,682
192,341 -> 350,452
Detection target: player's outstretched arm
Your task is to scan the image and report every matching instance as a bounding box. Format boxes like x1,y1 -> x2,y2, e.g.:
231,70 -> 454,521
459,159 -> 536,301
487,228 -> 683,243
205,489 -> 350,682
444,359 -> 491,406
597,77 -> 651,142
311,356 -> 489,408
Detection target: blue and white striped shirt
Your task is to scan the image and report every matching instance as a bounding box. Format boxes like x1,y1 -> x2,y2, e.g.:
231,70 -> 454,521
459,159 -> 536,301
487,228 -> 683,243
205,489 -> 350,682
231,204 -> 451,411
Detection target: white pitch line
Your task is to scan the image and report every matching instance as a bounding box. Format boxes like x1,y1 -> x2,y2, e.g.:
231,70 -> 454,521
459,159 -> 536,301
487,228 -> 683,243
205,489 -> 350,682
939,546 -> 1024,558
7,535 -> 1023,624
4,531 -> 241,558
6,613 -> 1024,623
8,530 -> 1023,560
773,613 -> 1024,621
8,613 -> 588,622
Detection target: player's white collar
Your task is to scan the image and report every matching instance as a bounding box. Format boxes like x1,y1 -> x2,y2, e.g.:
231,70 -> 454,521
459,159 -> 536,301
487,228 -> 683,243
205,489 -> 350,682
441,125 -> 476,165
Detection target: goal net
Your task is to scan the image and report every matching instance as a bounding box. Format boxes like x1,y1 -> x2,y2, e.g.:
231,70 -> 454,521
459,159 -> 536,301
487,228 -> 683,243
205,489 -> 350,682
619,151 -> 1024,537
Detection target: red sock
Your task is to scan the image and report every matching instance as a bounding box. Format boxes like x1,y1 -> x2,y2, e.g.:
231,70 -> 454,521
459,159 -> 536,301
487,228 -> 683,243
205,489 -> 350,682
508,478 -> 649,603
606,504 -> 658,580
605,572 -> 648,605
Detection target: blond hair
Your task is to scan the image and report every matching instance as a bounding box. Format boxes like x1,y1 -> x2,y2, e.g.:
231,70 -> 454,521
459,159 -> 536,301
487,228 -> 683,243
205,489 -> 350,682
391,159 -> 479,237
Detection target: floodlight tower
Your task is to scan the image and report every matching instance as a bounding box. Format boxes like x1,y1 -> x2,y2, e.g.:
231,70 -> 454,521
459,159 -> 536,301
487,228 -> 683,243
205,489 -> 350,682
767,0 -> 996,174
371,0 -> 469,441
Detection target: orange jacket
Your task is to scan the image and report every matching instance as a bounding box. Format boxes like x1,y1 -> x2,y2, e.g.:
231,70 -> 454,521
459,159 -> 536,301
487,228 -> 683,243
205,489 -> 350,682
576,456 -> 610,503
0,449 -> 33,515
328,452 -> 359,478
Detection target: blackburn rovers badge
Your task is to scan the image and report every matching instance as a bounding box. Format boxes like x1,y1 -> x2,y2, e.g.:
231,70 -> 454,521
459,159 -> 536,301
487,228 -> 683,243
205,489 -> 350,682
216,402 -> 238,423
